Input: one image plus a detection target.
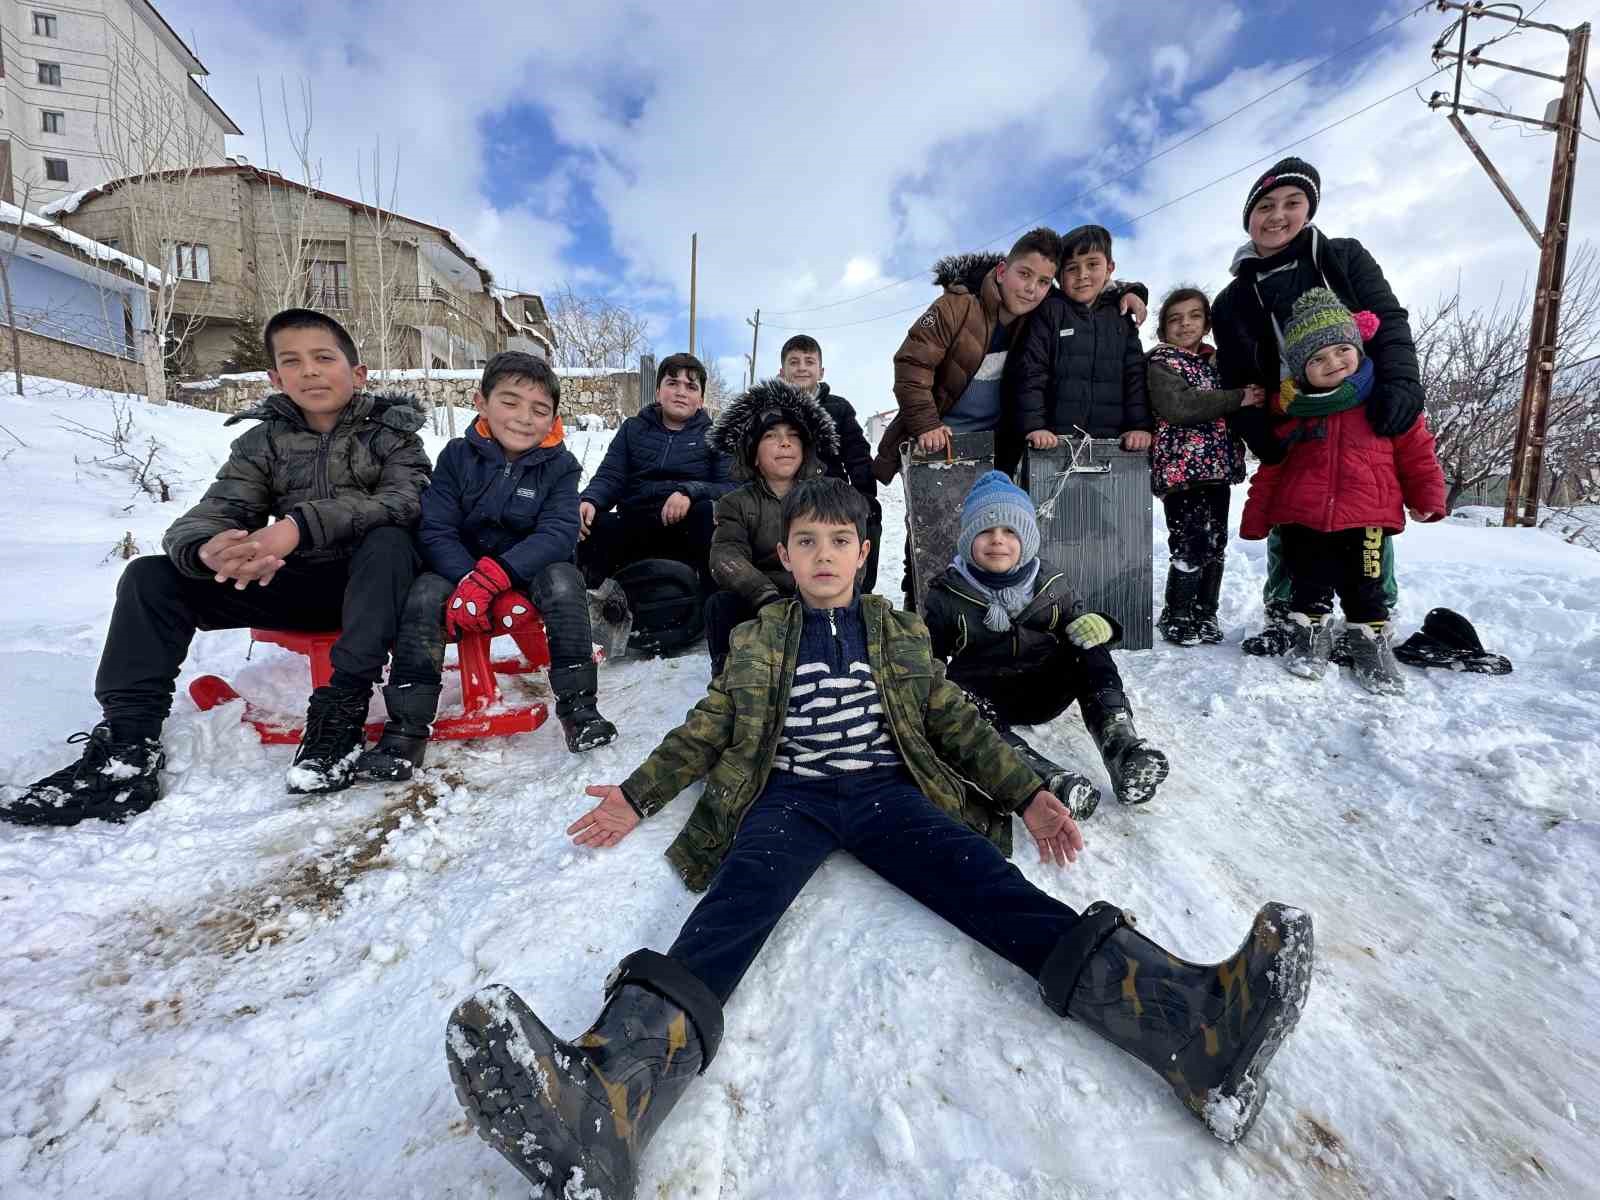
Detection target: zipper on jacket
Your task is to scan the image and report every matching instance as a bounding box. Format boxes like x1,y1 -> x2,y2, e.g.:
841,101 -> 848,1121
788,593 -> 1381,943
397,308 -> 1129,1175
659,431 -> 675,469
315,433 -> 332,500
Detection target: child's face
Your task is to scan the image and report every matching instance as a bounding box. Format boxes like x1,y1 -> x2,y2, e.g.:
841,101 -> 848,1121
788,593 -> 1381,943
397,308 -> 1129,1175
1162,299 -> 1208,351
754,421 -> 805,485
777,515 -> 869,609
971,527 -> 1022,574
1247,186 -> 1310,254
475,377 -> 556,455
994,252 -> 1056,318
1304,343 -> 1360,389
268,326 -> 366,432
1060,250 -> 1113,304
657,370 -> 704,427
779,350 -> 822,392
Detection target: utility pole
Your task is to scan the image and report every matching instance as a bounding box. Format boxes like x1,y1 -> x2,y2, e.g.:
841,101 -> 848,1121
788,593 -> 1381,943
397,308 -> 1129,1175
1429,3 -> 1590,528
689,233 -> 698,358
746,308 -> 760,388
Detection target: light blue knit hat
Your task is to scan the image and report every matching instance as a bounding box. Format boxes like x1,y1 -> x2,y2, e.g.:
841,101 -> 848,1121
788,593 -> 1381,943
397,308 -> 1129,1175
958,471 -> 1040,567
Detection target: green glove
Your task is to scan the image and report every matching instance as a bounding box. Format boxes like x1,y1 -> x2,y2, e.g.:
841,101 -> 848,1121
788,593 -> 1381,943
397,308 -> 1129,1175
1066,613 -> 1112,649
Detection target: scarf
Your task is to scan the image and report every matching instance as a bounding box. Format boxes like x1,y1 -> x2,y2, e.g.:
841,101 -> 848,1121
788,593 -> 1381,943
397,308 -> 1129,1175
952,556 -> 1040,632
1277,357 -> 1374,418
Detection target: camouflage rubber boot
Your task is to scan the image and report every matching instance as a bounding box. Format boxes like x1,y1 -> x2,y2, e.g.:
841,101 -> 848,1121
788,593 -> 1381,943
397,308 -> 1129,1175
1283,613 -> 1334,680
354,683 -> 441,783
1241,600 -> 1295,657
1039,901 -> 1314,1144
1194,560 -> 1226,645
1157,564 -> 1203,647
1,724 -> 164,827
1087,702 -> 1169,806
446,949 -> 724,1199
1344,622 -> 1406,696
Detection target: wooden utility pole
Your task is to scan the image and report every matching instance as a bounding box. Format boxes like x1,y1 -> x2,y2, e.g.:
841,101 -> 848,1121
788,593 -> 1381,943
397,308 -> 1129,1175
1429,4 -> 1590,528
688,233 -> 698,358
746,308 -> 760,387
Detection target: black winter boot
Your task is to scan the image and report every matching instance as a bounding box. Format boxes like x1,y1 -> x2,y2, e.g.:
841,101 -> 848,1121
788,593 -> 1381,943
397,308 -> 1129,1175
1283,613 -> 1334,681
286,684 -> 372,794
1343,622 -> 1406,696
997,727 -> 1100,821
550,662 -> 618,754
446,949 -> 724,1199
1038,901 -> 1314,1143
354,683 -> 441,782
1194,560 -> 1226,645
1,724 -> 164,826
1241,600 -> 1295,657
1086,696 -> 1169,806
1157,564 -> 1203,647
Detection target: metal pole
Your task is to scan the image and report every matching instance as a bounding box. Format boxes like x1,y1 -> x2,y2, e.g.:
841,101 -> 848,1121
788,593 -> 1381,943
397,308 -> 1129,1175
746,308 -> 760,387
688,233 -> 698,358
1447,114 -> 1543,245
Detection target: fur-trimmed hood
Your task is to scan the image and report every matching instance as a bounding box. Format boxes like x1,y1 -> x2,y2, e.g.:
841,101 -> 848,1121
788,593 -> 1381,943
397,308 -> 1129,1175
709,378 -> 840,480
933,252 -> 1005,295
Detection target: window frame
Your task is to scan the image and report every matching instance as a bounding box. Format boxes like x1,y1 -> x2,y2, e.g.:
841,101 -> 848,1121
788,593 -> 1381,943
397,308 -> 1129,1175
41,110 -> 64,134
32,12 -> 58,38
36,61 -> 61,86
42,156 -> 68,182
168,242 -> 211,283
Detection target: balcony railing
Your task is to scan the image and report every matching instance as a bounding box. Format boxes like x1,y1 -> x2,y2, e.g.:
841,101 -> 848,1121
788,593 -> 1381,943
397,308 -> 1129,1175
304,284 -> 352,310
4,306 -> 139,360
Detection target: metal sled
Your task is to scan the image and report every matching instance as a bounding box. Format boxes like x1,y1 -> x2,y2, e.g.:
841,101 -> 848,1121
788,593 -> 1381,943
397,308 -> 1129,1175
899,431 -> 995,614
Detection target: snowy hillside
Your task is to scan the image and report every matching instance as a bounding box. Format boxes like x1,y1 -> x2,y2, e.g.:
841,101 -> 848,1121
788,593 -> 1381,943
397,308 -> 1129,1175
1,383 -> 1597,1200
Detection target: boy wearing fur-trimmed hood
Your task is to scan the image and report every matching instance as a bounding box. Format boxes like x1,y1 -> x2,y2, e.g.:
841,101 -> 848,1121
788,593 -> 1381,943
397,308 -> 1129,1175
704,379 -> 840,676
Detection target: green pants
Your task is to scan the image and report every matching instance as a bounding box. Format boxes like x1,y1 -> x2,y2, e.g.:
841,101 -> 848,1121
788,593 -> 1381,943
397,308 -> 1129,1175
1264,526 -> 1398,610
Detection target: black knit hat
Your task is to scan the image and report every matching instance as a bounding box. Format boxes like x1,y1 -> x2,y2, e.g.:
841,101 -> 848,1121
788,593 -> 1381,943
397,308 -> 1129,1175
709,378 -> 839,481
1243,157 -> 1321,230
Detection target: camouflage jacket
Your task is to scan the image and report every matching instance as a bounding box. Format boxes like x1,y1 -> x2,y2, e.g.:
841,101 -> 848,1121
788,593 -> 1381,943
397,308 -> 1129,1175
621,593 -> 1044,892
162,391 -> 431,578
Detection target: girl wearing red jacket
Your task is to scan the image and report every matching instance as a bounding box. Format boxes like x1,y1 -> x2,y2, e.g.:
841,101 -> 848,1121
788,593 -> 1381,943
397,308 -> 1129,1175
1239,288 -> 1445,695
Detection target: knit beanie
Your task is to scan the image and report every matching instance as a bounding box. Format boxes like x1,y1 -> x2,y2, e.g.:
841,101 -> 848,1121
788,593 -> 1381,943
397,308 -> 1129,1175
1242,157 -> 1321,230
958,470 -> 1040,567
1283,288 -> 1362,384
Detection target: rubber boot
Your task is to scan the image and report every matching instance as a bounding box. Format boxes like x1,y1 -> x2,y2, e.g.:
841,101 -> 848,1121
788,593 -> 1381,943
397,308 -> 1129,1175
1157,564 -> 1203,647
1085,693 -> 1169,806
550,662 -> 618,754
354,683 -> 441,782
1241,600 -> 1295,657
1194,559 -> 1226,645
1038,901 -> 1314,1144
1283,613 -> 1334,681
446,949 -> 724,1199
997,727 -> 1100,821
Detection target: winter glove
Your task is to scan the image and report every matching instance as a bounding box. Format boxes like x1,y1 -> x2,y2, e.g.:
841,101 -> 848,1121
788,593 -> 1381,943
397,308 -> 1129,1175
1066,613 -> 1113,649
446,558 -> 512,638
490,590 -> 540,631
1367,383 -> 1424,438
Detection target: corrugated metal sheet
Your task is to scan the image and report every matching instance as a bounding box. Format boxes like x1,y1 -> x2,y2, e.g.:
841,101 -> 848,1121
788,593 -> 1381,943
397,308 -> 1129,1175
1021,440 -> 1154,650
900,431 -> 995,613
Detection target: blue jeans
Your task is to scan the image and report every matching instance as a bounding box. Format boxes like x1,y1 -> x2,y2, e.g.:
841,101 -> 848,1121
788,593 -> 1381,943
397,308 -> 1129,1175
667,768 -> 1080,1003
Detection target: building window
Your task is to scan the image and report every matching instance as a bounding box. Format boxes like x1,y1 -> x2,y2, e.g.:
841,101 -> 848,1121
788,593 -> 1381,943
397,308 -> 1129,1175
37,62 -> 61,86
41,110 -> 63,134
43,157 -> 68,182
33,13 -> 58,37
169,243 -> 210,282
306,254 -> 350,308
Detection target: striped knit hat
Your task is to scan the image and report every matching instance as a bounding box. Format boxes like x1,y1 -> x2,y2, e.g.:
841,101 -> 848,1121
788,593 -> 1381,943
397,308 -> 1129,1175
1283,288 -> 1362,384
958,471 -> 1040,567
1242,156 -> 1320,230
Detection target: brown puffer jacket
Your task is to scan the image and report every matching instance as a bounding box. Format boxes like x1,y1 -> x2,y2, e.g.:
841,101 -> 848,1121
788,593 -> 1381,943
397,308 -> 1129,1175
162,391 -> 431,577
872,256 -> 1012,484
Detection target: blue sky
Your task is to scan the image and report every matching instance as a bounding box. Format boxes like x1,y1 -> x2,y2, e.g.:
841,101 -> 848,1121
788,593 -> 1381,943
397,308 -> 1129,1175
167,0 -> 1598,407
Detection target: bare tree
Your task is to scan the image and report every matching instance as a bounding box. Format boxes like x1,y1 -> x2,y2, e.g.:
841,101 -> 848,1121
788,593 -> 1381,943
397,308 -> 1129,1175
254,78 -> 322,317
547,284 -> 650,369
698,347 -> 733,410
352,138 -> 409,374
0,180 -> 35,396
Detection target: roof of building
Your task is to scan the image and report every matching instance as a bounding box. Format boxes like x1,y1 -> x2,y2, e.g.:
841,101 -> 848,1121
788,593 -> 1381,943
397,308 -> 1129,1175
0,202 -> 163,286
136,1 -> 243,134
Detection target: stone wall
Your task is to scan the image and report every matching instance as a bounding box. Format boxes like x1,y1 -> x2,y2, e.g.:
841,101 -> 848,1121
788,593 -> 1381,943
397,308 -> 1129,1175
0,326 -> 146,394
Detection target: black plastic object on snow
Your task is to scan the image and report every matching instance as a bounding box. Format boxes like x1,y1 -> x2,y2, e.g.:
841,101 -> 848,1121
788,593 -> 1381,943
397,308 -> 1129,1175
610,558 -> 705,657
900,431 -> 996,615
1394,607 -> 1512,675
1020,437 -> 1155,650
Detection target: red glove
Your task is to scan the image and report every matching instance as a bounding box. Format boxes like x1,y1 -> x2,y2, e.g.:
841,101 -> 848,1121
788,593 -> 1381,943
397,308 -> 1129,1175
446,558 -> 511,638
490,590 -> 539,631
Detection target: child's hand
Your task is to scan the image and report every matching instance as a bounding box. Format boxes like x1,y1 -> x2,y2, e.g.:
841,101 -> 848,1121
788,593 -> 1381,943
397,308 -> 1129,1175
661,491 -> 692,526
1066,613 -> 1113,648
578,500 -> 596,541
1025,430 -> 1059,450
568,784 -> 641,849
1120,291 -> 1148,327
1407,508 -> 1444,523
1120,431 -> 1152,451
917,425 -> 952,455
1241,385 -> 1266,408
1022,790 -> 1084,868
199,529 -> 251,579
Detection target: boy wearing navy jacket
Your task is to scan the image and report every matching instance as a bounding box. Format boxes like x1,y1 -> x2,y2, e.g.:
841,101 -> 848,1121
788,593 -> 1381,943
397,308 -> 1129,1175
355,353 -> 616,779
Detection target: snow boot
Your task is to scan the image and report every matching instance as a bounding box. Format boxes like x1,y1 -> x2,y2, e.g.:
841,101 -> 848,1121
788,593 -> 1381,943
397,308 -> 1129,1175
1241,600 -> 1295,657
1038,901 -> 1314,1144
1157,564 -> 1203,647
1343,622 -> 1406,696
1086,696 -> 1169,806
353,683 -> 441,782
550,662 -> 618,754
1283,613 -> 1334,681
996,727 -> 1100,821
446,949 -> 724,1199
1,723 -> 164,827
286,684 -> 371,794
1194,560 -> 1226,645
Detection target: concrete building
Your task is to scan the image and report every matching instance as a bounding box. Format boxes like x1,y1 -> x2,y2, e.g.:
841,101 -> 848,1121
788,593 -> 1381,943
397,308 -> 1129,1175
0,0 -> 239,207
501,291 -> 555,359
48,163 -> 527,377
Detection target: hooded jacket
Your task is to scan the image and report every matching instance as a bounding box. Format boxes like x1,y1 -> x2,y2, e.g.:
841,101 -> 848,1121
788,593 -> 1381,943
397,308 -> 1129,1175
418,416 -> 581,586
162,390 -> 430,578
1015,287 -> 1150,438
579,402 -> 734,517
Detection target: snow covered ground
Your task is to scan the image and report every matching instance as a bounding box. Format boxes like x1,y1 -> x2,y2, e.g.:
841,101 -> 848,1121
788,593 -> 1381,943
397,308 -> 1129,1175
1,382 -> 1597,1200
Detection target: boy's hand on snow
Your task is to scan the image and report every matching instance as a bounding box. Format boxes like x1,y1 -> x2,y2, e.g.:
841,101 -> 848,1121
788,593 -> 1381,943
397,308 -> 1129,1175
661,491 -> 692,526
917,425 -> 952,455
1120,291 -> 1148,326
1120,431 -> 1152,451
1023,791 -> 1083,868
446,558 -> 511,637
578,500 -> 597,541
569,784 -> 641,849
1066,613 -> 1113,648
1025,430 -> 1059,450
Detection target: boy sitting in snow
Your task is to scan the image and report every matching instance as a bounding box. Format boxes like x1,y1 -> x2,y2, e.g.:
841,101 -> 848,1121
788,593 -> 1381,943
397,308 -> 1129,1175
352,352 -> 616,782
703,378 -> 840,677
444,477 -> 1314,1199
3,309 -> 430,824
923,471 -> 1168,811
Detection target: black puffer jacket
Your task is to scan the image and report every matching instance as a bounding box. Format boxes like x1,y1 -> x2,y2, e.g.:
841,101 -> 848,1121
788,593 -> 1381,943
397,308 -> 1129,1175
1015,289 -> 1151,438
816,383 -> 876,499
579,402 -> 734,516
162,391 -> 430,578
1211,226 -> 1424,457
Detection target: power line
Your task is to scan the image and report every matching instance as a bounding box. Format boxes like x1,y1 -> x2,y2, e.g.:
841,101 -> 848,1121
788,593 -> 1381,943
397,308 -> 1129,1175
762,66 -> 1449,334
763,2 -> 1433,318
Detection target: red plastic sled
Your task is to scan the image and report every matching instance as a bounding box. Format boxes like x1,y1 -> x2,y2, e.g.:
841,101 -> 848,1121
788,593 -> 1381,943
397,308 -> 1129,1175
189,604 -> 555,745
